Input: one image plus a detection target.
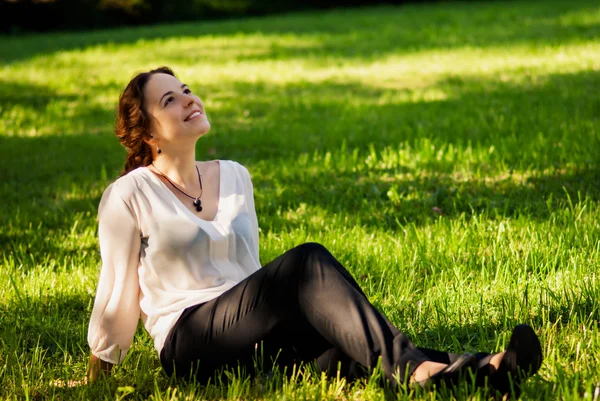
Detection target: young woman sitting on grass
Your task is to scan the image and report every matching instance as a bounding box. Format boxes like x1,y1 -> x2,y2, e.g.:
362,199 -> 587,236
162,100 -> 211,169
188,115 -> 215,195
87,66 -> 543,395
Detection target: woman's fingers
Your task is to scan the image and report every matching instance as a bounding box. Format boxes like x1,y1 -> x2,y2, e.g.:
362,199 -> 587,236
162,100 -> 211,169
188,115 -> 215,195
51,377 -> 88,387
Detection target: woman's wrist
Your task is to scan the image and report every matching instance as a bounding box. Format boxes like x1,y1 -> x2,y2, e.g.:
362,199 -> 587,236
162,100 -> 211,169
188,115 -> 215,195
88,353 -> 114,382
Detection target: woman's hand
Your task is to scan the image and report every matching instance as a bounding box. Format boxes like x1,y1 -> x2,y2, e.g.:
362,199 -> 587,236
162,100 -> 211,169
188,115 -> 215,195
88,353 -> 114,382
51,353 -> 114,387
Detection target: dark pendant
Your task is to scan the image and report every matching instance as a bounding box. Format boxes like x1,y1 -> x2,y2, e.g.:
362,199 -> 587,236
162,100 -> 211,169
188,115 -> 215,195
193,198 -> 203,212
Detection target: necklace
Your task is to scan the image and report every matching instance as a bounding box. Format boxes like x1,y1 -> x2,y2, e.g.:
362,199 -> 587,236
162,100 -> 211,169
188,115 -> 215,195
152,163 -> 203,211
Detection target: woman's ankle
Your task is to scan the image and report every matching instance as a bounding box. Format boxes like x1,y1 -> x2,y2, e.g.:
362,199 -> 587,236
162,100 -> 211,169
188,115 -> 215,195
488,352 -> 505,370
410,361 -> 448,383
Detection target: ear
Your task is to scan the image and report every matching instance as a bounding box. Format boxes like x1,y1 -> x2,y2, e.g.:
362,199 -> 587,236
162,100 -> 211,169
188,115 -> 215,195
144,135 -> 159,147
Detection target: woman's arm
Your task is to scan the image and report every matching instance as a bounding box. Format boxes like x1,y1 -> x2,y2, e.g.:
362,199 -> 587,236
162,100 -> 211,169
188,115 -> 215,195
87,182 -> 142,367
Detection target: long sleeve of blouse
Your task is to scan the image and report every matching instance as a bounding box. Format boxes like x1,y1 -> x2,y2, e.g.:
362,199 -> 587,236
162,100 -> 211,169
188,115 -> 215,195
87,182 -> 142,364
87,160 -> 261,364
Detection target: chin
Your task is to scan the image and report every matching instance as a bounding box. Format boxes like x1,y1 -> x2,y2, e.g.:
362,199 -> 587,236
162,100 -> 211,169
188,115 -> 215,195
196,121 -> 211,136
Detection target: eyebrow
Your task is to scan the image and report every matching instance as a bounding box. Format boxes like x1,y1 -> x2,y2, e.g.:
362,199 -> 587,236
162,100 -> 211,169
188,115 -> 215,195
159,84 -> 188,105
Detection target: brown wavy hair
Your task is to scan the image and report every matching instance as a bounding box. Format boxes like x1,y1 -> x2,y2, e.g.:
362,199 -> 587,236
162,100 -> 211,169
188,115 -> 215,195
115,66 -> 176,176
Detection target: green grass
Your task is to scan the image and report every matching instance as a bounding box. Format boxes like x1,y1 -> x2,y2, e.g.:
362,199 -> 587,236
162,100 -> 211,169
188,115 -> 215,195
1,0 -> 599,399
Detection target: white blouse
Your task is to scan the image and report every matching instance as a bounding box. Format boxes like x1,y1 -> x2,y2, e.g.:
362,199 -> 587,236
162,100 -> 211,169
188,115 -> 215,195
87,160 -> 261,364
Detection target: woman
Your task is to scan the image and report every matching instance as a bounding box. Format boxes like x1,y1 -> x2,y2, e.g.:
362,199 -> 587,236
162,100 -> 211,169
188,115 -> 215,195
87,66 -> 543,395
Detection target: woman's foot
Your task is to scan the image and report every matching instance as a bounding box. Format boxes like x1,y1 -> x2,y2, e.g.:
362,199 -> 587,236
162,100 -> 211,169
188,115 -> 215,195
479,324 -> 543,398
410,324 -> 542,395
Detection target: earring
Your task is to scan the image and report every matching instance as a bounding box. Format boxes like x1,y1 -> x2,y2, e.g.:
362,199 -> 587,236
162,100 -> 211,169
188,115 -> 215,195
157,148 -> 162,154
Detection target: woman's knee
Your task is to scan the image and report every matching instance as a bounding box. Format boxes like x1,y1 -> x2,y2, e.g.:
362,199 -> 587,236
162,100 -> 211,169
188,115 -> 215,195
276,243 -> 336,282
293,242 -> 331,257
291,242 -> 336,272
280,242 -> 331,272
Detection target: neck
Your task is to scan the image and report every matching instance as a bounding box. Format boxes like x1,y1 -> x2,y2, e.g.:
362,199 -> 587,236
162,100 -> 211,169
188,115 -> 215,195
152,148 -> 198,187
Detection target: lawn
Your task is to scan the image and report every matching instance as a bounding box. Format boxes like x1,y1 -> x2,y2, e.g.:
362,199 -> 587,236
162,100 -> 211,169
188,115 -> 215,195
1,0 -> 599,399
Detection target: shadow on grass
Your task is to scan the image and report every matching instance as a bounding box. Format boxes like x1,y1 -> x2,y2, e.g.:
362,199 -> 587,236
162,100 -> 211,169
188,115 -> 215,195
233,69 -> 600,231
1,69 -> 598,233
202,69 -> 600,162
0,76 -> 117,136
0,1 -> 598,64
0,293 -> 89,357
0,133 -> 120,230
0,79 -> 79,111
257,165 -> 600,234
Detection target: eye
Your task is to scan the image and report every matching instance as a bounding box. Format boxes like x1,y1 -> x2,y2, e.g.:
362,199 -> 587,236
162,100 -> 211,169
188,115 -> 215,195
183,88 -> 192,94
164,96 -> 174,106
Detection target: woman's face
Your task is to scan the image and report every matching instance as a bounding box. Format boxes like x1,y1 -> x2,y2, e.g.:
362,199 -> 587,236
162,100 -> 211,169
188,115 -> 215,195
144,73 -> 210,148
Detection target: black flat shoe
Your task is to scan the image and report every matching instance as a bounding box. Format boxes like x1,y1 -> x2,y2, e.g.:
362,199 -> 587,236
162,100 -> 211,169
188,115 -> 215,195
414,353 -> 478,390
489,324 -> 544,398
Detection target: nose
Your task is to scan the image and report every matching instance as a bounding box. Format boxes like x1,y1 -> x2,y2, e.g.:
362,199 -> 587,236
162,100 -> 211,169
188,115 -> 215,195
182,92 -> 195,107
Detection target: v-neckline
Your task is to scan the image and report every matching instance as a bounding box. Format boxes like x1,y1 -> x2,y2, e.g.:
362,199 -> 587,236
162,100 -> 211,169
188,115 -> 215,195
142,160 -> 224,224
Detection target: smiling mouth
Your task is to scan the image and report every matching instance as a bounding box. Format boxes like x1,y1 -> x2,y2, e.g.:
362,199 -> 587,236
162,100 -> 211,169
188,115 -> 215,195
184,111 -> 202,121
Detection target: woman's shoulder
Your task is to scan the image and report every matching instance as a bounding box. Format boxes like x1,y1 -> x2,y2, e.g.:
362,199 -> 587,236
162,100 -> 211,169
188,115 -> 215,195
223,159 -> 251,177
101,167 -> 148,204
200,159 -> 250,177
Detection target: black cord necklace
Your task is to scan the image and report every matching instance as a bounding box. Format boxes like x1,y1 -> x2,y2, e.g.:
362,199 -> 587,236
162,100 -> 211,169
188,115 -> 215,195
152,163 -> 203,211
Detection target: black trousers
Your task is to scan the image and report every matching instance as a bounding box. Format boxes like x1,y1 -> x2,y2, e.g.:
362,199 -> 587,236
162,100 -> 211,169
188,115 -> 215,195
160,242 -> 475,386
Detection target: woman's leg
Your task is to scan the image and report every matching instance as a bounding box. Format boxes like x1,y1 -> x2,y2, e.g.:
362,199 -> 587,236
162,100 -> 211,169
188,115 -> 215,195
315,251 -> 535,392
308,250 -> 468,369
160,242 -> 429,386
